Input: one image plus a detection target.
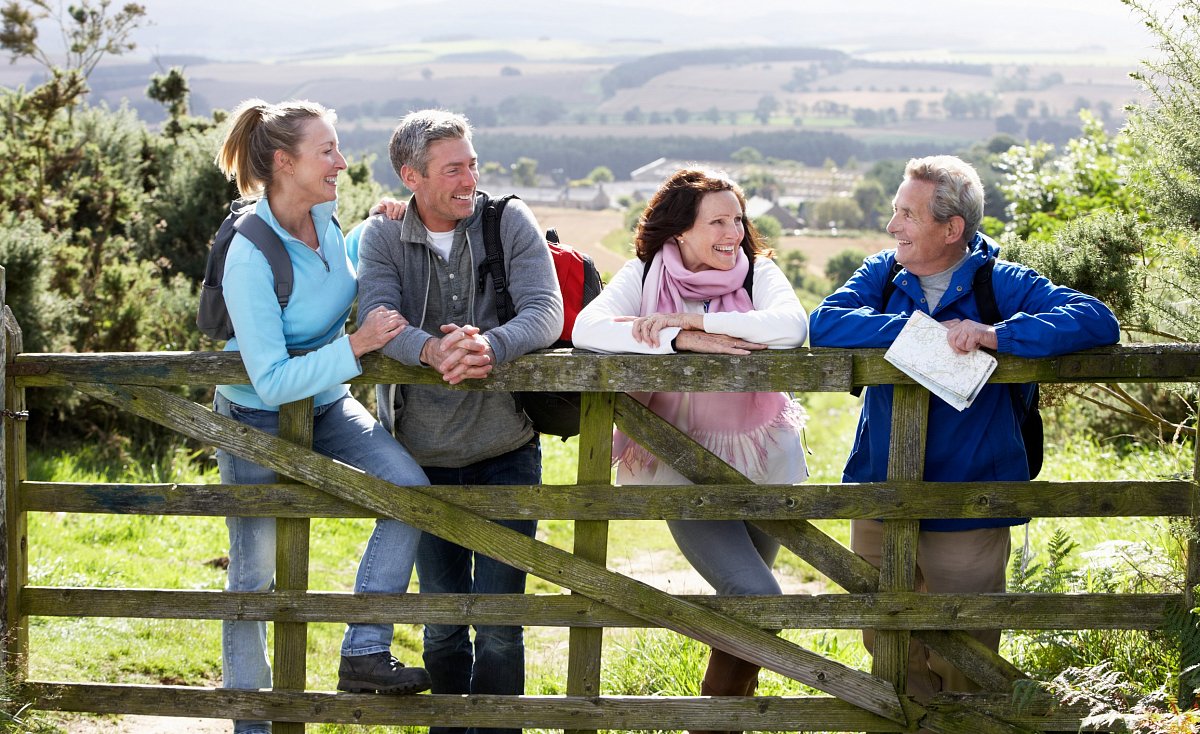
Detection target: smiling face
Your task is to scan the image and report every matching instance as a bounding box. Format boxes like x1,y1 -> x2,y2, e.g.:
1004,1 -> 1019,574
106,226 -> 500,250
278,116 -> 346,208
401,136 -> 480,232
887,177 -> 967,276
676,190 -> 745,273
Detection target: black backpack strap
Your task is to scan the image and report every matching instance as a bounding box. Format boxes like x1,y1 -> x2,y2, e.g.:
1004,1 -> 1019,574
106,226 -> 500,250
971,254 -> 1041,474
879,259 -> 904,311
234,212 -> 293,311
480,194 -> 517,324
971,256 -> 1001,325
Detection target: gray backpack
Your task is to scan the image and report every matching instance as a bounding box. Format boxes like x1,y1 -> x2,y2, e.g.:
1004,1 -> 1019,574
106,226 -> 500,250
196,201 -> 337,340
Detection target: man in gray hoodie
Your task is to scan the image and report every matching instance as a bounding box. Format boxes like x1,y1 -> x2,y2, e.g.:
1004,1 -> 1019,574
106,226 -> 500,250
353,109 -> 562,734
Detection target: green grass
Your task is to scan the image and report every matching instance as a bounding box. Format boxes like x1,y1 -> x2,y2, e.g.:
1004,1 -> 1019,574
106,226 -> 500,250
18,392 -> 1196,732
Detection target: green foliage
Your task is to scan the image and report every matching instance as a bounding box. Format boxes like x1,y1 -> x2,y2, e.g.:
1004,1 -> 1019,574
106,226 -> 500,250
752,213 -> 782,245
824,247 -> 866,287
779,249 -> 809,290
997,111 -> 1145,245
809,196 -> 864,230
1008,519 -> 1190,702
1125,0 -> 1200,234
1001,209 -> 1146,324
511,156 -> 538,186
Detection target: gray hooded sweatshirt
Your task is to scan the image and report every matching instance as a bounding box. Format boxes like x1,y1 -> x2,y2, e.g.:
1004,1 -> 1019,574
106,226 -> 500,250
355,190 -> 563,467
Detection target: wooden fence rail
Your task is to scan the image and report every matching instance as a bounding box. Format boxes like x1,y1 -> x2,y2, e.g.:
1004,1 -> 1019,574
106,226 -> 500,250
2,264 -> 1199,732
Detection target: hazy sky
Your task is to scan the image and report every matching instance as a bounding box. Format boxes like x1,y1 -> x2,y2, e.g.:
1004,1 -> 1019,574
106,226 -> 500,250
108,0 -> 1160,63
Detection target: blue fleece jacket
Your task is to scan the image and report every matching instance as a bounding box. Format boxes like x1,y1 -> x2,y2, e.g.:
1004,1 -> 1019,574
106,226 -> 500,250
216,198 -> 360,410
809,233 -> 1120,531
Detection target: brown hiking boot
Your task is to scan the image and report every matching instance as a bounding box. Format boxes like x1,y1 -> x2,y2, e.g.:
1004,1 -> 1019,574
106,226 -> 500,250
337,652 -> 432,694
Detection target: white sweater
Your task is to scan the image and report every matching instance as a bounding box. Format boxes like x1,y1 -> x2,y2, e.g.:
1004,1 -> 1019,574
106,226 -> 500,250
572,255 -> 809,485
572,256 -> 809,353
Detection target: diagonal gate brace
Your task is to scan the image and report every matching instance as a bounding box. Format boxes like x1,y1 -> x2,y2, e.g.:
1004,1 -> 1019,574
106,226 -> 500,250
73,381 -> 909,725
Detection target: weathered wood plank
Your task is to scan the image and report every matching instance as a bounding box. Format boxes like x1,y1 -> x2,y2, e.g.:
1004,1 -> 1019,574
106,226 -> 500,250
15,344 -> 1200,391
874,384 -> 928,694
22,587 -> 1181,630
74,381 -> 909,723
1183,434 -> 1200,703
23,682 -> 1108,732
273,398 -> 313,734
22,479 -> 1194,519
566,392 -> 615,714
12,348 -> 854,392
24,681 -> 907,731
3,302 -> 28,683
0,274 -> 8,678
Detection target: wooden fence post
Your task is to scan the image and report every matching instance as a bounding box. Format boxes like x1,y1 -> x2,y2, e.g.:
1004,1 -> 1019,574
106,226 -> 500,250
1,265 -> 29,689
873,384 -> 929,697
565,391 -> 616,734
274,397 -> 314,734
1183,418 -> 1200,705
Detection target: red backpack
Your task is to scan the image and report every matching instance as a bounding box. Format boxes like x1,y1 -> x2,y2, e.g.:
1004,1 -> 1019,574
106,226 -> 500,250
479,193 -> 605,437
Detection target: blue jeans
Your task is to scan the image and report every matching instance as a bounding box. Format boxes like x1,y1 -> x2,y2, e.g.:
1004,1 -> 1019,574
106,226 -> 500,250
215,392 -> 428,734
417,440 -> 540,734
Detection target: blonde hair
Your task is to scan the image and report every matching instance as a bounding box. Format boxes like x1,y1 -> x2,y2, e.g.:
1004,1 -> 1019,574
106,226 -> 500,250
215,98 -> 337,198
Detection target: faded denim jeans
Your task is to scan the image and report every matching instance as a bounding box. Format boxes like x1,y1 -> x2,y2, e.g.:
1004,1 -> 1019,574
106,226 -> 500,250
215,392 -> 428,734
417,439 -> 540,734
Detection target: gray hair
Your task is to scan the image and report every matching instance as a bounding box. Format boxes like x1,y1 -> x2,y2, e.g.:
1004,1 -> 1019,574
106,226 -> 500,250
904,155 -> 985,241
388,109 -> 473,178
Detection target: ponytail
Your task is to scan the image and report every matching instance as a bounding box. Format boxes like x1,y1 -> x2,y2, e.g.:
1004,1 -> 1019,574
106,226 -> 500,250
215,98 -> 335,199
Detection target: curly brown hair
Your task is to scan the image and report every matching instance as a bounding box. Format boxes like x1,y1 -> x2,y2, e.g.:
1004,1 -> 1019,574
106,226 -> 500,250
634,168 -> 773,263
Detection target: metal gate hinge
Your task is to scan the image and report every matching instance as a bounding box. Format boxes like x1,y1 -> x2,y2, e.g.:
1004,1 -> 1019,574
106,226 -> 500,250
0,409 -> 29,421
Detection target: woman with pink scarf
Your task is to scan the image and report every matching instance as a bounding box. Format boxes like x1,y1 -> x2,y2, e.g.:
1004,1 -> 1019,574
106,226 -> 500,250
572,168 -> 808,724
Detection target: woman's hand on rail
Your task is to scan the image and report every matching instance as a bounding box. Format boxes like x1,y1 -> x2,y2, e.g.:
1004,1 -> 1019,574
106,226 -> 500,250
673,330 -> 766,355
349,306 -> 408,358
616,312 -> 703,347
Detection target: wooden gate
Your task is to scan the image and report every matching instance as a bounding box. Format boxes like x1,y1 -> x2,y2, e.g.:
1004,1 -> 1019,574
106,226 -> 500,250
2,267 -> 1198,732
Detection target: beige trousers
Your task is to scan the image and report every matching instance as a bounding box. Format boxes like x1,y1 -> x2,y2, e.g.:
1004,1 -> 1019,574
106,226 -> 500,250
851,519 -> 1012,702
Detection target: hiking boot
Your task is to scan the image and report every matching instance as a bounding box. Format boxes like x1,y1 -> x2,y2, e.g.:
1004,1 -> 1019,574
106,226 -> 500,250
337,652 -> 432,694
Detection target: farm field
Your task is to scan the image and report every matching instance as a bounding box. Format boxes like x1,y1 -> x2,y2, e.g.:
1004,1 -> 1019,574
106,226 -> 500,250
528,204 -> 890,283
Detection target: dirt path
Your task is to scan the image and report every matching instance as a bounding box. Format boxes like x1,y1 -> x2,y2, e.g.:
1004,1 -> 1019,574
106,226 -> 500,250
60,713 -> 230,733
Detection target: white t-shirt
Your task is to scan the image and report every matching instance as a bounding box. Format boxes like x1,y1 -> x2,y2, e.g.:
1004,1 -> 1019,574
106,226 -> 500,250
426,228 -> 455,261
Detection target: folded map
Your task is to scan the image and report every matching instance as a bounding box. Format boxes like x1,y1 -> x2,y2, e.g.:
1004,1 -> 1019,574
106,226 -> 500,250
883,310 -> 997,411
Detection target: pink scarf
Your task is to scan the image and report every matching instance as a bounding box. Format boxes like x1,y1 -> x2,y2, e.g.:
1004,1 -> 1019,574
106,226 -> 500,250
616,243 -> 802,477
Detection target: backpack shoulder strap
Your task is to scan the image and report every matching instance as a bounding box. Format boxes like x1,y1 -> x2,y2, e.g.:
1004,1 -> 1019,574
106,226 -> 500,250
972,256 -> 1001,325
743,254 -> 755,300
480,194 -> 517,324
234,212 -> 293,310
879,259 -> 904,311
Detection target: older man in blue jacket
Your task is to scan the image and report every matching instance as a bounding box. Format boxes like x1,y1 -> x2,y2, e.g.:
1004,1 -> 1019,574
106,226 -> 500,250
808,154 -> 1119,701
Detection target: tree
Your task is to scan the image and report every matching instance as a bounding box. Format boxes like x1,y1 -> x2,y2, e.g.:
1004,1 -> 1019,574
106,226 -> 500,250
585,165 -> 614,184
780,249 -> 809,289
731,146 -> 763,164
739,170 -> 780,200
851,178 -> 888,230
146,66 -> 189,137
754,95 -> 779,124
824,248 -> 865,287
511,156 -> 538,186
809,196 -> 864,230
1,0 -> 146,77
752,214 -> 782,244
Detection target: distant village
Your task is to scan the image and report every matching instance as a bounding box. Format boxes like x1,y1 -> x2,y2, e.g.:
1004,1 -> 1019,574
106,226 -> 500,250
486,157 -> 863,234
